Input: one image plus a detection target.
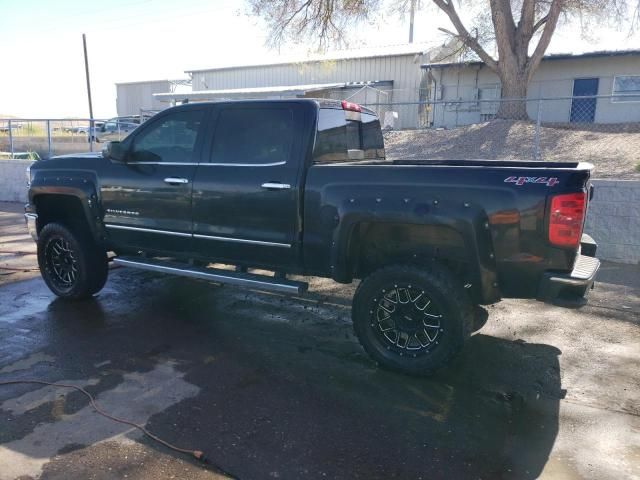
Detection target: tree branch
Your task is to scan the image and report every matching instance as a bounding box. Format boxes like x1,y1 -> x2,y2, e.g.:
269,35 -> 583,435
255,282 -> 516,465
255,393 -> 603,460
518,0 -> 536,38
431,0 -> 498,71
491,0 -> 516,36
280,1 -> 313,36
532,14 -> 548,34
526,0 -> 563,82
489,0 -> 518,63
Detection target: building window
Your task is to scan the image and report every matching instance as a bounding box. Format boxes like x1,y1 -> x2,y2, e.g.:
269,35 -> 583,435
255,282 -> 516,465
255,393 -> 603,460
612,75 -> 640,102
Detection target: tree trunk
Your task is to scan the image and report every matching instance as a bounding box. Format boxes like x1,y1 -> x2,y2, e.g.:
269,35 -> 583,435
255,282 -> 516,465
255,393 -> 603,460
496,66 -> 529,120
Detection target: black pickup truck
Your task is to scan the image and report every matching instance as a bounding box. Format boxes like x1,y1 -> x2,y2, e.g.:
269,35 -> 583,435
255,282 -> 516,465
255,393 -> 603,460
25,99 -> 599,375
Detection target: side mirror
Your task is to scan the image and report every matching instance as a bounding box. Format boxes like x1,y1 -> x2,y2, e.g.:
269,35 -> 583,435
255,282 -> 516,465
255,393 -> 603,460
102,141 -> 126,162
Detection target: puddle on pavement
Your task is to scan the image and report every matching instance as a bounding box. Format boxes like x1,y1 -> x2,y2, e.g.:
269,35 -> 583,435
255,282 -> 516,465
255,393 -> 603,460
0,360 -> 200,480
0,352 -> 54,374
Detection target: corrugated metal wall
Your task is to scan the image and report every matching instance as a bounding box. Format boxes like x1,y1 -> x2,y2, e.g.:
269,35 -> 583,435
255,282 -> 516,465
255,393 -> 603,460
190,55 -> 423,129
431,55 -> 640,127
116,81 -> 171,116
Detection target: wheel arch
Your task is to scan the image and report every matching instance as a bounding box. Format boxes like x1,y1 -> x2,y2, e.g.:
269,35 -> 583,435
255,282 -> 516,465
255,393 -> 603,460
351,221 -> 468,274
333,217 -> 501,304
31,190 -> 99,242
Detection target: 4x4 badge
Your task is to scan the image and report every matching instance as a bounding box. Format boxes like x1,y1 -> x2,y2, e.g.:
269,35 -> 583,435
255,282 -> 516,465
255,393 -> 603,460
504,176 -> 559,187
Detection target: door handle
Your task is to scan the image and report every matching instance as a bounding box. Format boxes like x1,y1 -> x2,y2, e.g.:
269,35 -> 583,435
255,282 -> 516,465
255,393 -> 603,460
261,182 -> 291,190
164,177 -> 189,185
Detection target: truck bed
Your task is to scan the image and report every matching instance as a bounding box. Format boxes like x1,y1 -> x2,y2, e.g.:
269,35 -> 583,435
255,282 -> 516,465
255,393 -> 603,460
346,158 -> 590,170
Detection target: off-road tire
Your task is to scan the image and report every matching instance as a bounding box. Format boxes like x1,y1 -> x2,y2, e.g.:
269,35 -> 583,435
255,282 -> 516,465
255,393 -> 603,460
37,222 -> 108,300
352,264 -> 474,376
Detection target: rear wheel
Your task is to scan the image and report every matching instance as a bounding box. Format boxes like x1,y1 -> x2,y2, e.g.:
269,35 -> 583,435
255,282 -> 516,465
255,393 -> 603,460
352,264 -> 473,376
37,222 -> 108,300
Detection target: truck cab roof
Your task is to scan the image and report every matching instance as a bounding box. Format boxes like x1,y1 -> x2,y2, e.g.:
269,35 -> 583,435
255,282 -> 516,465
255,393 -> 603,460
167,98 -> 378,116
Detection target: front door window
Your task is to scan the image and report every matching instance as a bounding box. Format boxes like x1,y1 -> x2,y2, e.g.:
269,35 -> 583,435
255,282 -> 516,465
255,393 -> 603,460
130,110 -> 204,163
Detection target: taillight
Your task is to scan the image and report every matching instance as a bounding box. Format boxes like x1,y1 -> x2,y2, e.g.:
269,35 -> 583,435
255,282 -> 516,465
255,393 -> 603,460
548,192 -> 586,248
341,100 -> 362,112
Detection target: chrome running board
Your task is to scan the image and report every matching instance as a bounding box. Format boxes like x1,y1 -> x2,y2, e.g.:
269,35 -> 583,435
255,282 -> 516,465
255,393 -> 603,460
113,256 -> 307,295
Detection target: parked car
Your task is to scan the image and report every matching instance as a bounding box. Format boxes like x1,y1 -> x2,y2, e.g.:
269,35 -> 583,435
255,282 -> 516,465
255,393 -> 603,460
71,124 -> 95,134
89,117 -> 142,142
24,99 -> 599,375
0,122 -> 23,132
0,151 -> 40,160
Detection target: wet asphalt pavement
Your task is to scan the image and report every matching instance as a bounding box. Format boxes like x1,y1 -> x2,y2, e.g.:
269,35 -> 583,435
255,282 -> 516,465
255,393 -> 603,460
0,202 -> 639,480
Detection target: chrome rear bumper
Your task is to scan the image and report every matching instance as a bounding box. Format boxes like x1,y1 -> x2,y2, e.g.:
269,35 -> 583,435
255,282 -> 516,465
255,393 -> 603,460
537,253 -> 600,307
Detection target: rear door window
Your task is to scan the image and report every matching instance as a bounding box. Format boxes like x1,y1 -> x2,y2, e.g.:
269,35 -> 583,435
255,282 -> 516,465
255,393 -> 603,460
210,108 -> 294,165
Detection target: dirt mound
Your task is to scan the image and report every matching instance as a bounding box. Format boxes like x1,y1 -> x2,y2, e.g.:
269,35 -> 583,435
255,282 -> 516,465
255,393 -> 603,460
384,120 -> 640,179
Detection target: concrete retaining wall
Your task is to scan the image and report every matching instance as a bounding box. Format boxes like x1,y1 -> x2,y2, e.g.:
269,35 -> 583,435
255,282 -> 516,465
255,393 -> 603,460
585,179 -> 640,264
0,160 -> 638,264
0,159 -> 31,203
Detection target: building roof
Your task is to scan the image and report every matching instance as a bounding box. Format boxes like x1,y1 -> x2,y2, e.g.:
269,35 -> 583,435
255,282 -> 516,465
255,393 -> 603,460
153,82 -> 350,101
185,43 -> 434,74
422,48 -> 640,69
115,79 -> 189,86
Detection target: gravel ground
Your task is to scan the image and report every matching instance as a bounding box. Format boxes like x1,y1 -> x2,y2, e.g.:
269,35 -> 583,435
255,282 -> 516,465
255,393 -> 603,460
384,120 -> 640,179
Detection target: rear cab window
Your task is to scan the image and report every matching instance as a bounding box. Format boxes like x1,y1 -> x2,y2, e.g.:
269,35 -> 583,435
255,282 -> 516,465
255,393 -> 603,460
313,107 -> 385,164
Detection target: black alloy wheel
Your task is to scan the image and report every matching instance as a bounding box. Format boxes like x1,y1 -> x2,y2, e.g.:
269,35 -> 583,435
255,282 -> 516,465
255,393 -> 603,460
44,236 -> 79,291
352,264 -> 473,375
37,222 -> 108,300
371,284 -> 445,357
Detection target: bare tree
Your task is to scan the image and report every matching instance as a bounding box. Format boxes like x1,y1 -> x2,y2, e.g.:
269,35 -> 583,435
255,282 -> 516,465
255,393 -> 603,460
248,0 -> 639,119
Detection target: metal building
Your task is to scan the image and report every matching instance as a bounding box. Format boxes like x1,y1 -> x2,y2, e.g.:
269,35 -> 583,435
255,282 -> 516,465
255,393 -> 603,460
152,44 -> 432,129
423,49 -> 640,127
116,79 -> 191,117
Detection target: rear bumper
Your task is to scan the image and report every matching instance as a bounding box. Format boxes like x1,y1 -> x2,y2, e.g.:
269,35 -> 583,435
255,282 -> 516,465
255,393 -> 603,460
537,252 -> 600,307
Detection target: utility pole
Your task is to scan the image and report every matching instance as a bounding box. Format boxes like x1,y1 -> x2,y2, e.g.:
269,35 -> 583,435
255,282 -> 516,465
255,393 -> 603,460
409,0 -> 417,43
82,33 -> 95,151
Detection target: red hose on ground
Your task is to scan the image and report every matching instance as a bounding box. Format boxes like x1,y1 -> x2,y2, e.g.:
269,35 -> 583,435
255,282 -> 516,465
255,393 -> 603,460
0,379 -> 237,478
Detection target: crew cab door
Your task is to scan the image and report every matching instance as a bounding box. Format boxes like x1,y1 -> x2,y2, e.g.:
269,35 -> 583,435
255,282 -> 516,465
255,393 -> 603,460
191,103 -> 310,268
100,107 -> 208,254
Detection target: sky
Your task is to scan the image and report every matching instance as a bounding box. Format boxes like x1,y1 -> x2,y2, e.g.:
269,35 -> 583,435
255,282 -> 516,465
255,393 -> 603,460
1,0 -> 639,118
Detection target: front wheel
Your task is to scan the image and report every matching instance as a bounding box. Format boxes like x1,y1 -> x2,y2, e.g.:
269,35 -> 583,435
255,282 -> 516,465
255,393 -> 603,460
352,264 -> 473,376
37,222 -> 108,300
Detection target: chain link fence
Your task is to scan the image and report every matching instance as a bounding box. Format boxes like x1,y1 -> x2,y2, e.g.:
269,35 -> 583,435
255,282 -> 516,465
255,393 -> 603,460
365,94 -> 640,178
0,118 -> 145,160
2,95 -> 638,178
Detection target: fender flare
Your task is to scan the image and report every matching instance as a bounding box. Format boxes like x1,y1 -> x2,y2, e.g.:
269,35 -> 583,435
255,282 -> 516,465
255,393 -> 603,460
330,209 -> 501,304
29,173 -> 102,241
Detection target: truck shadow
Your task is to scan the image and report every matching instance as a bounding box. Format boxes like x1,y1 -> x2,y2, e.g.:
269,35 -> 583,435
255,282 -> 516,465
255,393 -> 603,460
197,328 -> 562,479
137,277 -> 563,480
